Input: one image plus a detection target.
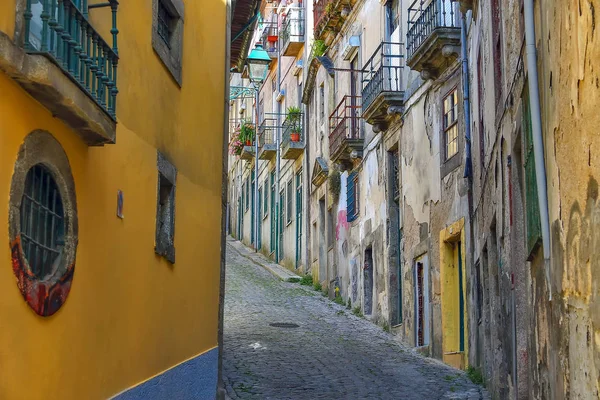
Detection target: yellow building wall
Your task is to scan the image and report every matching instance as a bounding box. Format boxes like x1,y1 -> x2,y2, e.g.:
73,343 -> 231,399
440,218 -> 468,370
0,0 -> 226,398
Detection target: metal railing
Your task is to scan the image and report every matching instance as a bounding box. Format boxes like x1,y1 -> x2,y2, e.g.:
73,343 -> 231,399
329,95 -> 362,158
261,22 -> 278,57
24,0 -> 119,119
313,0 -> 333,32
362,42 -> 405,112
258,113 -> 281,147
281,8 -> 305,50
281,112 -> 304,149
407,0 -> 458,59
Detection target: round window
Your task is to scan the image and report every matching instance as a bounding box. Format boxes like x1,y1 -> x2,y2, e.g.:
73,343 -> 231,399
19,165 -> 66,279
9,131 -> 78,317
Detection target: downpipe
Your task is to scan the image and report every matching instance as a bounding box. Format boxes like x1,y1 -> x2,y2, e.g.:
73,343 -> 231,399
524,0 -> 552,300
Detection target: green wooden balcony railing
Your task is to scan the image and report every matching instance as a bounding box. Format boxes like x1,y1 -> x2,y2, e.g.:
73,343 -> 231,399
24,0 -> 119,119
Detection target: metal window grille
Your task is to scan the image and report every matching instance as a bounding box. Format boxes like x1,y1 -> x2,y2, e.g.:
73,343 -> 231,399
320,84 -> 325,121
20,165 -> 65,279
443,89 -> 459,160
286,180 -> 293,224
157,0 -> 173,48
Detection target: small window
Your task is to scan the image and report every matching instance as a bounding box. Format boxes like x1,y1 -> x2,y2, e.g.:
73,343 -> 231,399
20,165 -> 65,279
327,208 -> 335,248
320,83 -> 325,121
152,0 -> 184,85
443,89 -> 459,160
263,177 -> 269,216
347,171 -> 360,222
286,180 -> 293,224
245,177 -> 250,212
155,152 -> 177,263
157,0 -> 175,48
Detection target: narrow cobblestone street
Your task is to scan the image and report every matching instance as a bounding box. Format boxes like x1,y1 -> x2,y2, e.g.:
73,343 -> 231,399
223,239 -> 488,400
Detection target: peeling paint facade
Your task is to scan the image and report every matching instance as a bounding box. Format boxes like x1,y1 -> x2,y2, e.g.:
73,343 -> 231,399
228,0 -> 600,397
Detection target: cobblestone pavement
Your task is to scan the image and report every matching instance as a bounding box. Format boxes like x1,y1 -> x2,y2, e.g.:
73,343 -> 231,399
223,240 -> 489,400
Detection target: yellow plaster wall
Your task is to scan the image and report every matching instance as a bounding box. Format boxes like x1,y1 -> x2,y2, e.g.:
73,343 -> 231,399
0,0 -> 226,398
439,218 -> 468,369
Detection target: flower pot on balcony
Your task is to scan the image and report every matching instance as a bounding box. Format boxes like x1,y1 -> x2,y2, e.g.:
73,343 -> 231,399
291,132 -> 300,142
246,140 -> 252,146
268,35 -> 278,42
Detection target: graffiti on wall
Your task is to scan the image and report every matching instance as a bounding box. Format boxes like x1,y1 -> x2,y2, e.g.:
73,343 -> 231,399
10,236 -> 75,317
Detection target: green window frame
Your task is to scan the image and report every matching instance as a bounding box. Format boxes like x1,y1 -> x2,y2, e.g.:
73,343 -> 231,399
263,177 -> 269,216
522,85 -> 542,258
286,179 -> 293,225
347,171 -> 359,222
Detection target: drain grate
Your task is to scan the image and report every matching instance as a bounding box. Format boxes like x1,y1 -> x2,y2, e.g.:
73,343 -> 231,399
269,323 -> 299,328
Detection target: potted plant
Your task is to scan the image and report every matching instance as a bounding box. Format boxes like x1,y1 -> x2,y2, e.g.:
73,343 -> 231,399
229,127 -> 244,156
239,121 -> 255,146
286,106 -> 302,142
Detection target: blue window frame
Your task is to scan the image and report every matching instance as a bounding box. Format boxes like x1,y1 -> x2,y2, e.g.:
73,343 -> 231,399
347,171 -> 359,222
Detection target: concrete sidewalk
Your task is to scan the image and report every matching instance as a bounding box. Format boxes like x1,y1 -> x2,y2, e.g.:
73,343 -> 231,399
226,236 -> 301,282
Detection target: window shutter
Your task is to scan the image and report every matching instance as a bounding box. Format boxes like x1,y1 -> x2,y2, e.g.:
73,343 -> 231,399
523,87 -> 542,258
347,172 -> 357,222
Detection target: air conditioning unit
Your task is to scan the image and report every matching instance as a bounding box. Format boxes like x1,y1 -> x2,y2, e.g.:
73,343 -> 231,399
276,89 -> 285,102
342,35 -> 360,61
293,60 -> 304,76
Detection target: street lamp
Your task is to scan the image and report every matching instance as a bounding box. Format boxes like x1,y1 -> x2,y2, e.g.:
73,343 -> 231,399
246,44 -> 272,252
246,43 -> 272,84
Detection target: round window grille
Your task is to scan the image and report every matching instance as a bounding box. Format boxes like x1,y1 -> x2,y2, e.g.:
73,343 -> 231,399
9,131 -> 78,317
20,165 -> 66,279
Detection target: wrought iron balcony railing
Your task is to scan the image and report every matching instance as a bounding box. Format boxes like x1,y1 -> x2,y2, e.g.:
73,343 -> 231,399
281,112 -> 304,148
329,95 -> 362,159
258,114 -> 280,147
261,22 -> 278,59
280,8 -> 305,56
313,0 -> 331,33
362,42 -> 405,113
24,0 -> 119,119
407,0 -> 458,60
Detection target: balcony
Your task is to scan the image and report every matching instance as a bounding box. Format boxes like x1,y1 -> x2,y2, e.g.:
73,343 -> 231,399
281,112 -> 304,160
313,0 -> 358,44
280,8 -> 305,56
361,42 -> 405,132
406,0 -> 460,79
329,95 -> 362,169
10,0 -> 119,145
261,22 -> 278,59
258,114 -> 278,160
240,143 -> 255,160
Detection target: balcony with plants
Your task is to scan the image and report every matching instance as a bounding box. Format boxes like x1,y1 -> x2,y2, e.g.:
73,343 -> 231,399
329,95 -> 362,170
229,120 -> 256,160
313,0 -> 358,44
3,0 -> 120,145
406,0 -> 460,79
281,106 -> 304,159
280,7 -> 305,56
361,42 -> 405,132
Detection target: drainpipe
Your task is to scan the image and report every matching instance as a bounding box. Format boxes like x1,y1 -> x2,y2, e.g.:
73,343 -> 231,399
275,11 -> 282,263
524,0 -> 552,300
461,14 -> 472,180
254,84 -> 260,252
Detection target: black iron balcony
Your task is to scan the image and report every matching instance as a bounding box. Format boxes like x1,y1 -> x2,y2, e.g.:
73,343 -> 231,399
329,95 -> 362,169
362,42 -> 405,132
406,0 -> 460,79
258,114 -> 279,160
24,0 -> 119,119
261,22 -> 278,59
281,112 -> 304,159
280,8 -> 305,56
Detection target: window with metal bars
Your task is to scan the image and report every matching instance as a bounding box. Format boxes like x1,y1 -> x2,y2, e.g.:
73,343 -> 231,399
443,89 -> 459,160
157,0 -> 174,48
319,83 -> 325,121
20,165 -> 65,279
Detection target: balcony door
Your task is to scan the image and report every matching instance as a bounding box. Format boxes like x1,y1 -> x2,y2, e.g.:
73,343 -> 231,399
350,56 -> 359,139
